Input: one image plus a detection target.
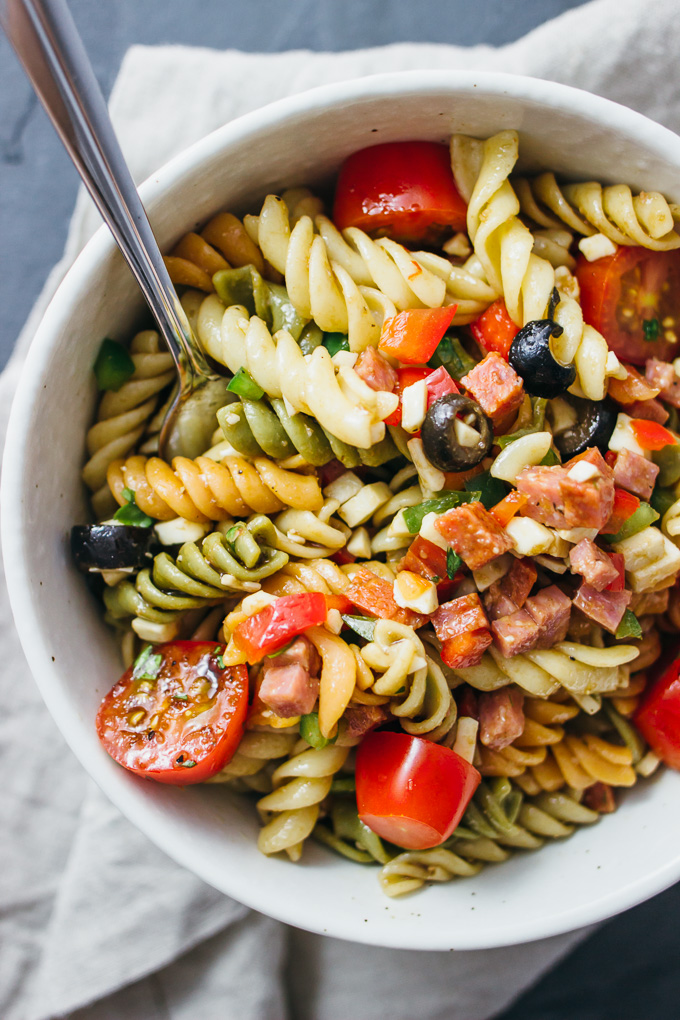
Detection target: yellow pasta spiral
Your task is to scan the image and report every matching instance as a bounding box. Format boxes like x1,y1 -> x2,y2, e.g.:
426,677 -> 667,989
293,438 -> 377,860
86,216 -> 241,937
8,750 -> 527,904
82,330 -> 175,518
106,451 -> 323,524
257,743 -> 350,860
209,729 -> 298,791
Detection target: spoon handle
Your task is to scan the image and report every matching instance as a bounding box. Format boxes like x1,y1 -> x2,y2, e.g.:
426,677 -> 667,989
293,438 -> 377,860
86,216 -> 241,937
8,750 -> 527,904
1,0 -> 209,378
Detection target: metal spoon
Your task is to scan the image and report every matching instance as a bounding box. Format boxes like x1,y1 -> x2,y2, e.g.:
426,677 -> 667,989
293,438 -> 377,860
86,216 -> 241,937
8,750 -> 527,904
2,0 -> 230,459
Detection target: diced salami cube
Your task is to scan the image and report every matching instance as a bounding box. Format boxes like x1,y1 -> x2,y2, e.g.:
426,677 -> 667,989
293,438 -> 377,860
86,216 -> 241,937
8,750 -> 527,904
516,447 -> 614,530
608,364 -> 659,405
346,567 -> 430,629
491,609 -> 541,657
354,346 -> 398,392
612,448 -> 659,501
646,358 -> 680,408
432,593 -> 489,641
259,664 -> 319,718
630,588 -> 670,616
461,353 -> 524,428
435,501 -> 514,570
524,585 -> 572,648
569,538 -> 620,592
623,398 -> 669,425
573,582 -> 632,634
344,704 -> 390,739
478,688 -> 525,750
502,557 -> 537,608
399,536 -> 448,581
483,584 -> 519,621
441,629 -> 493,669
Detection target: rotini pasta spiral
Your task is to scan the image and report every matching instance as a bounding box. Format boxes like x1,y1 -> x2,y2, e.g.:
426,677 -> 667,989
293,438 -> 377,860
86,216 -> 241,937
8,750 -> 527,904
106,450 -> 324,524
197,300 -> 396,449
514,172 -> 680,251
164,209 -> 276,291
451,130 -> 610,401
257,743 -> 350,860
82,330 -> 175,518
209,729 -> 298,790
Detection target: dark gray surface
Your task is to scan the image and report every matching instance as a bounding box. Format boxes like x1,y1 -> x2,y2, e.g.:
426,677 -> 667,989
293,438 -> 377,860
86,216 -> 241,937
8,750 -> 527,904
3,2 -> 678,1018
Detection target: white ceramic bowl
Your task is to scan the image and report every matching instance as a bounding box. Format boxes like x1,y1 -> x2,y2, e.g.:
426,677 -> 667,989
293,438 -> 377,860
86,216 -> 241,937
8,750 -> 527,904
4,71 -> 680,951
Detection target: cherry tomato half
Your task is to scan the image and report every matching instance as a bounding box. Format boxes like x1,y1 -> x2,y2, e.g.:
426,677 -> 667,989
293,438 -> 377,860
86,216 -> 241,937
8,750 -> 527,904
333,141 -> 468,244
576,247 -> 680,365
356,731 -> 480,849
634,649 -> 680,769
96,641 -> 248,785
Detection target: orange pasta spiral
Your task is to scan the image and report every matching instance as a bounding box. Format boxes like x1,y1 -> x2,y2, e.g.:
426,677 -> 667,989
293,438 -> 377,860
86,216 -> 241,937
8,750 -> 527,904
164,211 -> 277,292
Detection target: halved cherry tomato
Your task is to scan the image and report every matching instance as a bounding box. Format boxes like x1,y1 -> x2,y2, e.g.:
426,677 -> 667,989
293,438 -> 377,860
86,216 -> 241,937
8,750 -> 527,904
333,141 -> 468,244
634,648 -> 680,768
379,307 -> 457,365
576,247 -> 680,364
470,299 -> 519,360
356,731 -> 480,849
96,642 -> 248,785
233,593 -> 327,663
600,487 -> 641,534
385,365 -> 459,427
630,418 -> 677,451
489,490 -> 528,528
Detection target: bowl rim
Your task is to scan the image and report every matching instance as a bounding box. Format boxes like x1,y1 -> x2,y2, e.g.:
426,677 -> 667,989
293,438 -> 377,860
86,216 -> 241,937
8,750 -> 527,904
5,68 -> 680,950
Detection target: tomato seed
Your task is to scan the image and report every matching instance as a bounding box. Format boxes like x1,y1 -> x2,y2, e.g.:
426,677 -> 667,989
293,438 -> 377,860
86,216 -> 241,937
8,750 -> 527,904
127,708 -> 146,726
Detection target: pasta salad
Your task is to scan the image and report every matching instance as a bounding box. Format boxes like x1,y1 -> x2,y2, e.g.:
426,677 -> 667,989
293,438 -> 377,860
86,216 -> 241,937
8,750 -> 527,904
72,130 -> 680,898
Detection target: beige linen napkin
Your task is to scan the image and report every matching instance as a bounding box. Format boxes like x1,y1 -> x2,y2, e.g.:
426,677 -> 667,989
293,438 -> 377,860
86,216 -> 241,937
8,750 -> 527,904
3,1 -> 679,1017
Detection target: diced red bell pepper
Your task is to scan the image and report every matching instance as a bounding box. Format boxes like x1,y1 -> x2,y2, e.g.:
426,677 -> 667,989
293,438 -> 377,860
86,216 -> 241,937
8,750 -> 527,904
233,593 -> 327,663
432,593 -> 492,670
378,306 -> 457,365
441,629 -> 493,669
605,552 -> 626,592
489,490 -> 528,528
384,364 -> 459,427
634,648 -> 680,769
331,548 -> 356,566
630,418 -> 677,451
600,487 -> 641,535
605,450 -> 617,469
470,299 -> 520,360
324,593 -> 354,614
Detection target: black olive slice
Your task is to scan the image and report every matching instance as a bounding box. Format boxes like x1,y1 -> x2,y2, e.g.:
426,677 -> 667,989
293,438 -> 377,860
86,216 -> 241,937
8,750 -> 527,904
509,319 -> 576,398
71,524 -> 156,572
552,395 -> 618,459
421,393 -> 493,472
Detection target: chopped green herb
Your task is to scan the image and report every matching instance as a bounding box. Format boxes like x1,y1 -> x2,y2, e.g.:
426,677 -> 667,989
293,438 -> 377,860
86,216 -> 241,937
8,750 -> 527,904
173,693 -> 189,702
133,645 -> 163,680
341,615 -> 377,641
265,639 -> 294,659
540,448 -> 560,466
225,523 -> 247,545
175,755 -> 196,768
226,367 -> 265,400
643,317 -> 661,341
402,490 -> 481,533
216,653 -> 225,670
93,338 -> 135,391
113,488 -> 153,528
300,711 -> 337,749
323,332 -> 350,357
447,548 -> 462,579
428,333 -> 476,380
603,502 -> 659,544
465,471 -> 508,510
615,609 -> 643,640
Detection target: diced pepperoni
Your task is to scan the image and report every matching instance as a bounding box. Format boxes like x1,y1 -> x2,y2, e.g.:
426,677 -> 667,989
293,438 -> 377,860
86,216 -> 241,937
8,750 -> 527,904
344,704 -> 390,739
612,448 -> 660,501
354,346 -> 398,392
483,584 -> 519,622
608,364 -> 659,405
460,353 -> 524,428
435,501 -> 514,570
516,447 -> 614,530
432,593 -> 489,641
524,585 -> 572,648
478,688 -> 525,750
623,398 -> 669,425
583,782 -> 617,813
399,536 -> 448,582
258,637 -> 322,718
503,558 -> 537,608
630,588 -> 670,616
573,582 -> 632,634
646,358 -> 680,408
457,685 -> 479,720
346,567 -> 430,629
569,538 -> 620,592
441,629 -> 493,669
491,609 -> 541,657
